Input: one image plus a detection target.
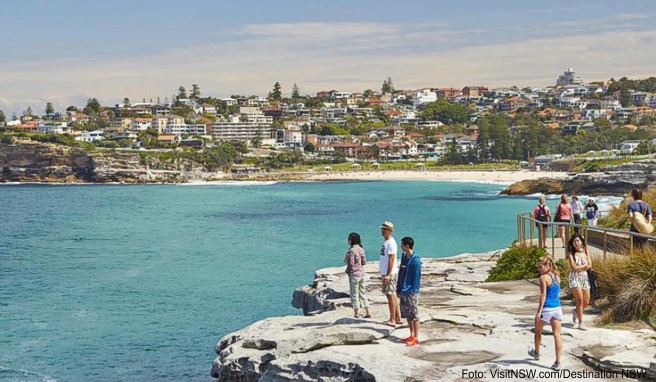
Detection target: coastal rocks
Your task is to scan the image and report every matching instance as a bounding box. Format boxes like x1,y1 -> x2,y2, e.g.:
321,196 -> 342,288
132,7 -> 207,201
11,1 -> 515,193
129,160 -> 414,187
501,160 -> 656,196
0,142 -> 213,183
212,251 -> 656,381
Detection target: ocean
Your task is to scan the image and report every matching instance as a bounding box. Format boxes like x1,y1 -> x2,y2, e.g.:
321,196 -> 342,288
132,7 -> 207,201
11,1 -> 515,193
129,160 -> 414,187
0,181 -> 620,381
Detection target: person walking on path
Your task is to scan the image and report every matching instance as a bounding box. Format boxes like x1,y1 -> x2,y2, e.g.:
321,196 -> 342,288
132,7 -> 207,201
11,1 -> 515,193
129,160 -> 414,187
379,221 -> 401,326
585,199 -> 599,226
533,196 -> 551,248
528,256 -> 563,371
397,237 -> 422,347
567,233 -> 591,330
627,188 -> 653,248
344,232 -> 371,319
554,195 -> 573,248
571,196 -> 583,234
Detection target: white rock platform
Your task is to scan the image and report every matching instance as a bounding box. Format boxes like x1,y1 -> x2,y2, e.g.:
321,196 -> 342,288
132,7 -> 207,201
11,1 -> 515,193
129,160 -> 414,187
211,250 -> 656,381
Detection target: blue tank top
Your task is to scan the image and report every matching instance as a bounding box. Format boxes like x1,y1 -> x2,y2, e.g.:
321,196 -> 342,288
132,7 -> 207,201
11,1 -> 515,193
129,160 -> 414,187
544,274 -> 561,308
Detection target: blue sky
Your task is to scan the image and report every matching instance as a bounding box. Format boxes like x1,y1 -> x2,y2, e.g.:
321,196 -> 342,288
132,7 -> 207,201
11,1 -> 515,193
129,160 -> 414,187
1,0 -> 655,114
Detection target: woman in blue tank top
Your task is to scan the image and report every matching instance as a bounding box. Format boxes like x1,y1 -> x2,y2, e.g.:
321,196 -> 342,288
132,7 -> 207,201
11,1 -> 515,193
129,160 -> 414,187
528,256 -> 563,371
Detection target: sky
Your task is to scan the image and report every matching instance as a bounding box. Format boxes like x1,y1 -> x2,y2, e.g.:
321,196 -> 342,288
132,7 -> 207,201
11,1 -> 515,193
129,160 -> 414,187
1,0 -> 655,115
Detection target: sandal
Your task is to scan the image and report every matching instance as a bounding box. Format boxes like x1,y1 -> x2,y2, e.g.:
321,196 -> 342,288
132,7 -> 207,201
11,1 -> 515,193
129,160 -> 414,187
363,315 -> 371,318
382,320 -> 397,327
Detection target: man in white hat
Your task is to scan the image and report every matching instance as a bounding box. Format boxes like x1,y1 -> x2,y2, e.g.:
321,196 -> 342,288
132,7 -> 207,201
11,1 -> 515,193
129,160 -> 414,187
380,221 -> 401,326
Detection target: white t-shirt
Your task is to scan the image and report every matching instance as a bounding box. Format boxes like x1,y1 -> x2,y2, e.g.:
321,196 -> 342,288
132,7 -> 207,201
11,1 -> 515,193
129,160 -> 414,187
379,237 -> 399,276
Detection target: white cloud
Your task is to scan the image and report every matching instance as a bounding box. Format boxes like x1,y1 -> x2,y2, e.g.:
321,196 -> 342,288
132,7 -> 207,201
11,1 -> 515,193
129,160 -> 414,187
1,21 -> 655,113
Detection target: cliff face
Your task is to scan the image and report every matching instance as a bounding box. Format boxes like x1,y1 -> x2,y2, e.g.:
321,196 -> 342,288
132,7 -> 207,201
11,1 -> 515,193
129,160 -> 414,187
501,160 -> 656,196
0,143 -> 213,183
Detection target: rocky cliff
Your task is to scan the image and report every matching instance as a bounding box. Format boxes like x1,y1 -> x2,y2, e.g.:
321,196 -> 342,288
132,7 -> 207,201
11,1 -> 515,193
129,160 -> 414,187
0,142 -> 219,183
211,252 -> 656,381
501,160 -> 656,196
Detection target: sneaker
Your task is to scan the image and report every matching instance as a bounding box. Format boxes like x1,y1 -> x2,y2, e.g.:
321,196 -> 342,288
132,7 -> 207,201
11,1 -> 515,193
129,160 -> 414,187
572,308 -> 577,323
528,348 -> 540,360
578,322 -> 587,331
401,336 -> 414,343
551,362 -> 561,370
407,338 -> 419,347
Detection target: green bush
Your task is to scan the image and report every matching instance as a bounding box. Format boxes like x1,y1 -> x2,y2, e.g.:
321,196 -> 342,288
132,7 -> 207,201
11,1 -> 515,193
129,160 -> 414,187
486,245 -> 549,282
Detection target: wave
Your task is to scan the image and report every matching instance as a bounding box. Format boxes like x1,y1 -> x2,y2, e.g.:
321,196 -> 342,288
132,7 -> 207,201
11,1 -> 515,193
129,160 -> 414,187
177,181 -> 278,186
0,365 -> 59,382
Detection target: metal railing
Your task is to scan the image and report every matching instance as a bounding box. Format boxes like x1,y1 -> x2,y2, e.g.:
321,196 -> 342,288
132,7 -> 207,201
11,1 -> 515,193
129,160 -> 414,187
517,212 -> 655,259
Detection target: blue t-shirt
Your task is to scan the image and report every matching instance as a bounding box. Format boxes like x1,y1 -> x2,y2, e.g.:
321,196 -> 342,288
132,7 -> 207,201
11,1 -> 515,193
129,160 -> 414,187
628,201 -> 652,232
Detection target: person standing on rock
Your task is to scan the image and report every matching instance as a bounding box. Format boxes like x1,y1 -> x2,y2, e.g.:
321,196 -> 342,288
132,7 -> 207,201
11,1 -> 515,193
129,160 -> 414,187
344,232 -> 371,319
570,196 -> 583,234
528,256 -> 563,371
396,237 -> 421,347
379,221 -> 401,326
554,195 -> 573,248
567,233 -> 591,330
585,199 -> 599,226
533,196 -> 551,248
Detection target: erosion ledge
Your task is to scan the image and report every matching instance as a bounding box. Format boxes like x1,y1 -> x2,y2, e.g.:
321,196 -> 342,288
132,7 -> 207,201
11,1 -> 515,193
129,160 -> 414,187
211,251 -> 656,381
501,160 -> 656,196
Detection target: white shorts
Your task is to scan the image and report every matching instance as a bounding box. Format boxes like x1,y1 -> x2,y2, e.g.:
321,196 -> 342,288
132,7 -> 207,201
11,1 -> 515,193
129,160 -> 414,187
540,307 -> 563,324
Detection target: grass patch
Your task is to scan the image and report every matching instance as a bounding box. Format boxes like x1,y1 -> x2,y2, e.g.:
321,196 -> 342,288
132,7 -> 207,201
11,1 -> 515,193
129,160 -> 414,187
572,158 -> 637,173
594,246 -> 656,325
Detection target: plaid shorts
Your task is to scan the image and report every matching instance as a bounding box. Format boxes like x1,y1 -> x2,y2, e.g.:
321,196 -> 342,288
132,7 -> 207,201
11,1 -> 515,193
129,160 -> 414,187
399,293 -> 420,321
381,274 -> 397,295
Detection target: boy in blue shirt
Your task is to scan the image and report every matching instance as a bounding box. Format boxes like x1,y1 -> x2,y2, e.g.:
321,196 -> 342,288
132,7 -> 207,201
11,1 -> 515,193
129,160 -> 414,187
396,237 -> 421,346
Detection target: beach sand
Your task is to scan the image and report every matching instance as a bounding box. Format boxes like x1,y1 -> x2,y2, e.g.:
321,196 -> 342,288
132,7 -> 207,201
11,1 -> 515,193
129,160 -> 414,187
300,170 -> 568,183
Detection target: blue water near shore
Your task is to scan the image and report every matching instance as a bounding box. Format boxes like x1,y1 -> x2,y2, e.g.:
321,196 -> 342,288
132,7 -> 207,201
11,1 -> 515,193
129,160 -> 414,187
0,181 -> 602,381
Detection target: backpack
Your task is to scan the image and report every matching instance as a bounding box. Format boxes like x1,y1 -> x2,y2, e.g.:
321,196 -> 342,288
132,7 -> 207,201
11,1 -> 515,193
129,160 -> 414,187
586,206 -> 596,219
536,205 -> 549,222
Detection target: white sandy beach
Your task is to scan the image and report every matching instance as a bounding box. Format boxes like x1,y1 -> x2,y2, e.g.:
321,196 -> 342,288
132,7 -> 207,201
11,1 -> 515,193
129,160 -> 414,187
302,169 -> 569,183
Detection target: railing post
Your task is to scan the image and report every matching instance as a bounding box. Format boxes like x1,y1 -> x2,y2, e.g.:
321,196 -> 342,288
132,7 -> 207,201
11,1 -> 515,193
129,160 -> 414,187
517,215 -> 521,243
630,234 -> 634,257
551,223 -> 555,258
530,218 -> 534,247
603,231 -> 607,260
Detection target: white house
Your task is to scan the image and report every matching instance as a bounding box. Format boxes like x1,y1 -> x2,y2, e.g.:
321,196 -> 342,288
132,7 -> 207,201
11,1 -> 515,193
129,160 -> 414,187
620,140 -> 642,154
37,121 -> 68,134
75,130 -> 105,142
412,89 -> 437,106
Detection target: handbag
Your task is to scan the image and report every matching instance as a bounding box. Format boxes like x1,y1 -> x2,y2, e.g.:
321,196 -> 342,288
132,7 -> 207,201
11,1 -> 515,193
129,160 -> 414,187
587,269 -> 598,293
632,206 -> 654,235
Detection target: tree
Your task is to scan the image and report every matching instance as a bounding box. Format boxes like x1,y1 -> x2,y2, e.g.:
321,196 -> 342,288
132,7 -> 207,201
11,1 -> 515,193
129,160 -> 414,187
177,86 -> 187,100
85,98 -> 101,114
23,106 -> 33,117
363,89 -> 374,99
292,83 -> 300,99
123,97 -> 131,108
420,99 -> 469,124
191,84 -> 201,99
382,76 -> 394,94
304,142 -> 315,153
634,141 -> 656,155
251,130 -> 263,148
66,105 -> 79,112
45,102 -> 54,118
442,138 -> 462,164
0,109 -> 5,123
269,82 -> 282,101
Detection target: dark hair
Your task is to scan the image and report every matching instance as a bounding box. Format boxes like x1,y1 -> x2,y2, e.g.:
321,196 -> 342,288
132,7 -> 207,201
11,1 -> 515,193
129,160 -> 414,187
567,233 -> 586,257
348,232 -> 362,247
632,188 -> 643,201
401,236 -> 414,249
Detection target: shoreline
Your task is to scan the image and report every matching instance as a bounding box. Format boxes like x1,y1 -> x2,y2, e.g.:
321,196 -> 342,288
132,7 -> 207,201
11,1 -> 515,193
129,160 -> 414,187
0,169 -> 567,185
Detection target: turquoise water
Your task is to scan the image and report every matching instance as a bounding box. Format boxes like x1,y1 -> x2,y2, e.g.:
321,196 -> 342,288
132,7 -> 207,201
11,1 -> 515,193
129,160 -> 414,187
1,181 -> 539,382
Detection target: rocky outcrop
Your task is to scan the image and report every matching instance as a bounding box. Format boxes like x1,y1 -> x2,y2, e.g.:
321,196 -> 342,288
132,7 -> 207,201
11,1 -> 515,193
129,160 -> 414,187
0,142 -> 220,183
501,160 -> 656,196
212,251 -> 656,381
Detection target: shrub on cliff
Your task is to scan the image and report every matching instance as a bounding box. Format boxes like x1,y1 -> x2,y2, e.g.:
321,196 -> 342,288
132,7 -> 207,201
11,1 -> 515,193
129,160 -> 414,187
599,187 -> 656,230
486,245 -> 549,282
594,246 -> 656,324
